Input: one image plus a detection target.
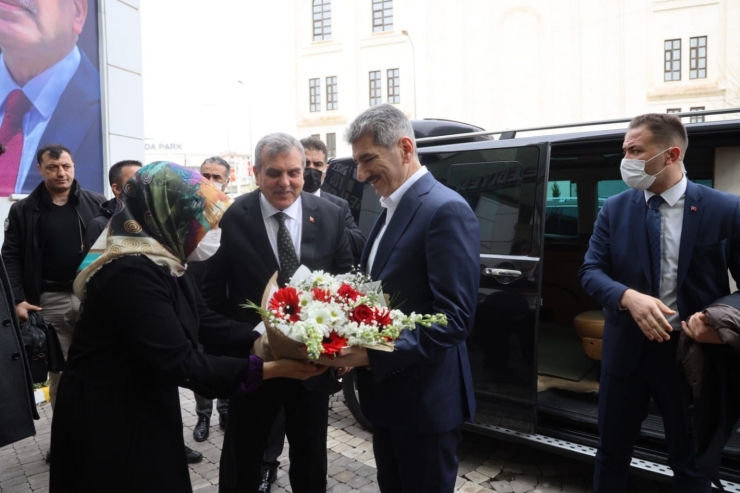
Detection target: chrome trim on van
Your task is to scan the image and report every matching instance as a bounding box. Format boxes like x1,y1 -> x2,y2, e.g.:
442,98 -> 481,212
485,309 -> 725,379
480,254 -> 539,262
464,422 -> 740,491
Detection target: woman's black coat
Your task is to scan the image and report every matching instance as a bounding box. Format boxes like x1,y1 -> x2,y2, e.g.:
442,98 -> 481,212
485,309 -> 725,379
49,255 -> 259,493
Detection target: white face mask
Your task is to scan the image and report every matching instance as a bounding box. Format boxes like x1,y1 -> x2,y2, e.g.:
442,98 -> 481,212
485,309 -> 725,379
620,148 -> 673,190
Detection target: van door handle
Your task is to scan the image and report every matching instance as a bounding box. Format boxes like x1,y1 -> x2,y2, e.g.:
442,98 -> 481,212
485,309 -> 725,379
483,268 -> 522,284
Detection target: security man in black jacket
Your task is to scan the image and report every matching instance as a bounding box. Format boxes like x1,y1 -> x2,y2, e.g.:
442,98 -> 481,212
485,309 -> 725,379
2,144 -> 104,417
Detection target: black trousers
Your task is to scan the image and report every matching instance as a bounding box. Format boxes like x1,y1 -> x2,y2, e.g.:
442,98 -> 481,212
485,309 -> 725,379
194,392 -> 228,420
594,337 -> 710,493
219,378 -> 328,493
263,407 -> 285,470
373,425 -> 462,493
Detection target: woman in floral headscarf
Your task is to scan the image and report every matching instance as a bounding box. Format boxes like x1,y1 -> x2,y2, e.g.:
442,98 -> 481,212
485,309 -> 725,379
49,163 -> 325,493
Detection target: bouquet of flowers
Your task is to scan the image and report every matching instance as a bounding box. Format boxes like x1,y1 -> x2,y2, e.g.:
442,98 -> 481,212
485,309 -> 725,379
243,266 -> 447,361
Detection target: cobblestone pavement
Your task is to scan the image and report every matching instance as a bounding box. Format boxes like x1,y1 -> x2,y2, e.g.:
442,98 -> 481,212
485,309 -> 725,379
1,389 -> 673,493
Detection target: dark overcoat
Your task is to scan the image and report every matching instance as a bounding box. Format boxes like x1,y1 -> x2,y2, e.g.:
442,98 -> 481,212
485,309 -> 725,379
49,255 -> 258,493
0,255 -> 37,448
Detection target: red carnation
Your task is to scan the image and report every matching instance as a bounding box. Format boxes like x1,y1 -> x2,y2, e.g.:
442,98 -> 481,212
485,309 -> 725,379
311,287 -> 332,302
337,284 -> 361,302
351,304 -> 374,324
269,287 -> 301,322
374,308 -> 392,327
322,331 -> 348,356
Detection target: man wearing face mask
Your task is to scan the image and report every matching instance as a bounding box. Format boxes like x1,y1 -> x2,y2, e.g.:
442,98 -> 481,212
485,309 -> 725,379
580,113 -> 740,493
301,136 -> 365,264
187,157 -> 231,447
188,157 -> 231,264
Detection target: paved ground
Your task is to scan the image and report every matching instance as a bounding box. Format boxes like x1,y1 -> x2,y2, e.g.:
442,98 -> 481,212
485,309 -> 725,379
0,389 -> 674,493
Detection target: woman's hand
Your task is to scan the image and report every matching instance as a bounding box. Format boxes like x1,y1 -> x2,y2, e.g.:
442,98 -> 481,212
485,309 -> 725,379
263,359 -> 328,380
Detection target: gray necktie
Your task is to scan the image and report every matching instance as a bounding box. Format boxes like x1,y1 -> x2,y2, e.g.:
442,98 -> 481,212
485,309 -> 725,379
274,212 -> 299,285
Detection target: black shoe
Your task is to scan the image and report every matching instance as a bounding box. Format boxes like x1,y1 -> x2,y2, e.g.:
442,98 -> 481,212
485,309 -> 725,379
219,412 -> 228,430
185,445 -> 203,464
193,416 -> 209,442
45,449 -> 51,464
258,467 -> 276,493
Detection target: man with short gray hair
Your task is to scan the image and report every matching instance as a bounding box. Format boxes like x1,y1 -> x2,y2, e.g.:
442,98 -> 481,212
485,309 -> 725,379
322,104 -> 480,493
202,132 -> 353,493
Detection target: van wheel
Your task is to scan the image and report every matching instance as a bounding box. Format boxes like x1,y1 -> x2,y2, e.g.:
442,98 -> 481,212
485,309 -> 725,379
342,370 -> 373,432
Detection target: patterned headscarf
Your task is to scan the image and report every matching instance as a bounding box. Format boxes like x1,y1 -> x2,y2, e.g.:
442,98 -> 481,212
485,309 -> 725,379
73,162 -> 232,300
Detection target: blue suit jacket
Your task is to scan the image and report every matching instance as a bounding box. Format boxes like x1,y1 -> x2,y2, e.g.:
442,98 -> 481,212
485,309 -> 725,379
579,181 -> 740,377
20,50 -> 103,194
356,172 -> 479,434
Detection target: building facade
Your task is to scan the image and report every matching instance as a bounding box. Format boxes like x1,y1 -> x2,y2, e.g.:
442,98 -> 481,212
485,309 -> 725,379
292,0 -> 740,159
144,145 -> 255,196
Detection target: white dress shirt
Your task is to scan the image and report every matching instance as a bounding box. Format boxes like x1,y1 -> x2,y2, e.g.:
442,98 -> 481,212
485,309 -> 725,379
186,228 -> 222,262
644,174 -> 687,331
259,192 -> 303,266
313,189 -> 321,197
0,46 -> 81,193
367,166 -> 429,274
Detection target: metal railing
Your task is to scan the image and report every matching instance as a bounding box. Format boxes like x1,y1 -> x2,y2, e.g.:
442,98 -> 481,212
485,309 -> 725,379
416,107 -> 740,145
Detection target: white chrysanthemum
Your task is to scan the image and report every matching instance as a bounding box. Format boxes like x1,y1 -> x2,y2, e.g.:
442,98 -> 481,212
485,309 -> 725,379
325,301 -> 347,326
302,317 -> 331,338
325,280 -> 342,295
307,306 -> 332,328
304,270 -> 330,288
298,290 -> 313,310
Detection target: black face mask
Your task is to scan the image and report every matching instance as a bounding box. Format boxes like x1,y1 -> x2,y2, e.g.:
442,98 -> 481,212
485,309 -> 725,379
303,168 -> 323,193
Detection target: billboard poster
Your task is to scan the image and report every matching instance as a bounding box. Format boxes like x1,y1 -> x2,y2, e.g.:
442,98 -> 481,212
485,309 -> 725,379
0,0 -> 103,196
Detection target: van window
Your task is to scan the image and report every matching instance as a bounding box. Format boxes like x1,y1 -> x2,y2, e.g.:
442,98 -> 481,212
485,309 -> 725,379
422,146 -> 540,255
545,182 -> 578,238
447,161 -> 522,254
597,180 -> 629,206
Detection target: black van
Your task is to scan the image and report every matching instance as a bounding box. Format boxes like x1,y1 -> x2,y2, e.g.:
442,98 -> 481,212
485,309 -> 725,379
323,110 -> 740,490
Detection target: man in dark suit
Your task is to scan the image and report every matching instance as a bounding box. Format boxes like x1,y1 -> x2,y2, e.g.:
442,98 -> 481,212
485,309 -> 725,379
202,132 -> 353,493
0,0 -> 103,195
579,113 -> 740,493
244,136 -> 365,491
301,135 -> 365,264
322,104 -> 479,493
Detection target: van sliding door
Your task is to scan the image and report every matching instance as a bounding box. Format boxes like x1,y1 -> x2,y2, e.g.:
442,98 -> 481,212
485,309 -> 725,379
423,143 -> 549,433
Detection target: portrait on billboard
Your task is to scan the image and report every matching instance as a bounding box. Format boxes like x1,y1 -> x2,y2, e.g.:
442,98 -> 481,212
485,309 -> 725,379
0,0 -> 103,196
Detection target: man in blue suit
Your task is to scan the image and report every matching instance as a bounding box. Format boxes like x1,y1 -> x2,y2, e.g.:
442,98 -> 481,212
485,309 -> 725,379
580,113 -> 740,492
0,0 -> 103,195
322,104 -> 479,493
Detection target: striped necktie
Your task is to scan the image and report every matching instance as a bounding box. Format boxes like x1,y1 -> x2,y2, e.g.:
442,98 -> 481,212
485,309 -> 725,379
0,89 -> 32,196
